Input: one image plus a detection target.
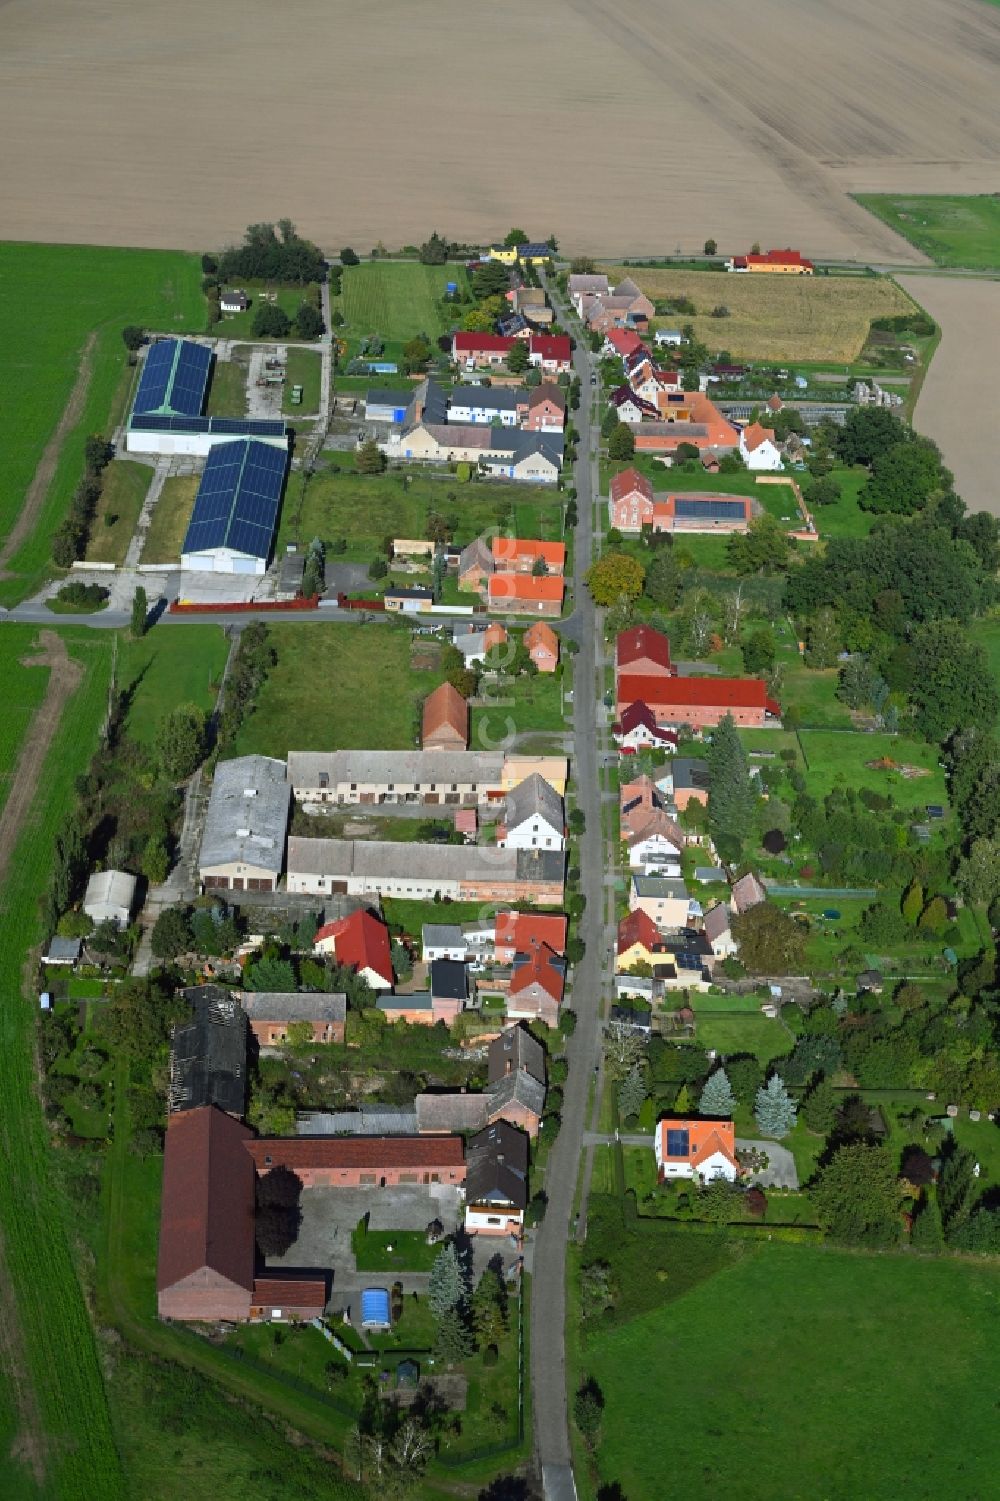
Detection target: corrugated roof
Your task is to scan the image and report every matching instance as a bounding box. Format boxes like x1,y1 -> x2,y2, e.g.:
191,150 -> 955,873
200,756 -> 290,876
287,749 -> 503,790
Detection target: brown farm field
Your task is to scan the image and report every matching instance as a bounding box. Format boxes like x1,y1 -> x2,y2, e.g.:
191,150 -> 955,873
2,0 -> 1000,259
608,267 -> 918,362
899,273 -> 1000,520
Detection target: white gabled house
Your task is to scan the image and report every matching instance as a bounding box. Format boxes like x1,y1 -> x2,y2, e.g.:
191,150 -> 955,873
739,421 -> 784,471
497,773 -> 565,851
654,1119 -> 739,1183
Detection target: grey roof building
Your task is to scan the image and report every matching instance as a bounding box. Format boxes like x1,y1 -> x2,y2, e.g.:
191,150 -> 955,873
488,1024 -> 545,1086
487,429 -> 564,465
238,992 -> 347,1026
199,756 -> 290,890
486,1068 -> 545,1122
297,1105 -> 419,1136
458,536 -> 495,581
416,1093 -> 490,1133
504,772 -> 564,840
169,987 -> 247,1116
83,869 -> 138,928
287,749 -> 504,799
430,958 -> 468,1003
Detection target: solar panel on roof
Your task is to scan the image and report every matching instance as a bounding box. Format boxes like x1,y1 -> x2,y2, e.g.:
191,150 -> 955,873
665,1127 -> 690,1157
132,339 -> 211,418
129,413 -> 286,436
182,439 -> 286,561
674,498 -> 746,522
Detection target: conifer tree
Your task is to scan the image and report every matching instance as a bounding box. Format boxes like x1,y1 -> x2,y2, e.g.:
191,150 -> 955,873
699,1068 -> 736,1118
754,1073 -> 797,1138
707,713 -> 757,860
428,1242 -> 467,1318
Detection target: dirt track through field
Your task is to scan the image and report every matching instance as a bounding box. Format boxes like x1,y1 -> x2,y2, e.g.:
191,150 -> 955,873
1,0 -> 999,258
0,332 -> 95,577
898,274 -> 1000,519
0,632 -> 81,1488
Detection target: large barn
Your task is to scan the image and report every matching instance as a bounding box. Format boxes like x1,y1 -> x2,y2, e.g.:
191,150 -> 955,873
181,438 -> 287,575
125,337 -> 288,457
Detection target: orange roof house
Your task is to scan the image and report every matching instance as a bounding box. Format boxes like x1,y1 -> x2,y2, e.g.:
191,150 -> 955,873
654,1118 -> 738,1181
508,940 -> 566,1026
616,908 -> 666,972
488,574 -> 564,617
616,625 -> 673,680
491,537 -> 566,575
728,248 -> 813,274
422,682 -> 469,751
524,621 -> 560,673
313,908 -> 394,989
494,910 -> 568,963
616,674 -> 780,731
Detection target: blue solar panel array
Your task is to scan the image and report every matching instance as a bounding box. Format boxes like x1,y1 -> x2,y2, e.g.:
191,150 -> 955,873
674,498 -> 746,521
129,413 -> 286,437
182,439 -> 287,561
665,1128 -> 690,1157
132,339 -> 212,417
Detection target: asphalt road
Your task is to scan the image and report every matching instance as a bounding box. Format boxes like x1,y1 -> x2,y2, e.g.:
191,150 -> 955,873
531,292 -> 608,1501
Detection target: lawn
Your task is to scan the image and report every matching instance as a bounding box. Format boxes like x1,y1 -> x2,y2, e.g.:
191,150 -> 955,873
0,243 -> 204,606
812,465 -> 874,539
798,730 -> 947,810
337,261 -> 456,344
118,627 -> 230,744
855,194 -> 1000,270
84,460 -> 152,565
471,671 -> 567,745
278,464 -> 561,560
0,629 -> 123,1499
140,475 -> 199,564
235,622 -> 443,756
691,1013 -> 793,1064
205,354 -> 249,417
282,347 -> 322,414
214,280 -> 321,340
0,635 -> 50,820
351,1220 -> 439,1273
606,264 -> 917,362
583,1241 -> 1000,1501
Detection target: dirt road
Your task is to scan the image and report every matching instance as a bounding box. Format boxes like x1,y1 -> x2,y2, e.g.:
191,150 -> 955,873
0,633 -> 82,881
0,333 -> 95,577
1,0 -> 998,258
899,274 -> 1000,518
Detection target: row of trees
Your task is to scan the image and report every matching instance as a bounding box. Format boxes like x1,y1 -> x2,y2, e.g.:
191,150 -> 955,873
214,220 -> 327,285
52,435 -> 113,567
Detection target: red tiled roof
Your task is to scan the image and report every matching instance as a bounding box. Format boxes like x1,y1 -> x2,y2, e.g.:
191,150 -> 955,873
313,909 -> 393,986
495,910 -> 567,955
616,625 -> 671,673
610,467 -> 654,505
605,329 -> 646,357
453,332 -> 515,355
252,1277 -> 327,1310
741,421 -> 776,453
618,674 -> 771,710
488,574 -> 565,604
158,1106 -> 256,1294
524,621 -> 559,658
491,537 -> 566,572
745,248 -> 813,270
529,334 -> 571,362
423,681 -> 469,744
617,907 -> 661,954
510,941 -> 565,1002
656,1118 -> 737,1165
245,1136 -> 466,1171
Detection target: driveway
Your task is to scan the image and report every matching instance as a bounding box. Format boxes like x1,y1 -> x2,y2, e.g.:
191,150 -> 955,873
324,561 -> 373,595
737,1137 -> 799,1189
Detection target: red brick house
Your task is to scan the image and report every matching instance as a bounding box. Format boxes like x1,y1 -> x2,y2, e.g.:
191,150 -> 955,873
524,621 -> 559,673
313,908 -> 394,989
422,682 -> 469,750
523,384 -> 566,432
609,467 -> 654,532
491,537 -> 566,576
244,1135 -> 466,1189
528,334 -> 572,374
452,331 -> 515,368
616,674 -> 781,730
239,992 -> 347,1045
616,625 -> 673,680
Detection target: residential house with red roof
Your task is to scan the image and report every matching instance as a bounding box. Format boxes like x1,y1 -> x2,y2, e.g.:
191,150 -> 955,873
613,701 -> 679,754
488,573 -> 564,617
604,328 -> 647,360
507,940 -> 566,1027
628,391 -> 739,458
616,907 -> 667,973
494,910 -> 568,964
654,1118 -> 739,1182
609,386 -> 658,424
452,331 -> 515,368
616,625 -> 673,680
313,908 -> 394,990
524,621 -> 559,673
422,682 -> 469,751
609,467 -> 654,533
528,334 -> 572,374
616,674 -> 781,731
725,248 -> 813,274
739,421 -> 783,471
491,537 -> 566,575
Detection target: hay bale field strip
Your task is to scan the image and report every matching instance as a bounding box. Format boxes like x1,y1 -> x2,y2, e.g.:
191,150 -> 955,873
608,266 -> 917,363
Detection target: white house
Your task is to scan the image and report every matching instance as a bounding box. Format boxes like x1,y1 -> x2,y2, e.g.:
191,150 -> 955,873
497,773 -> 565,851
83,869 -> 137,929
421,923 -> 469,963
739,422 -> 783,471
655,329 -> 683,348
654,1119 -> 738,1182
627,832 -> 683,876
220,290 -> 249,313
703,902 -> 739,960
448,389 -> 522,427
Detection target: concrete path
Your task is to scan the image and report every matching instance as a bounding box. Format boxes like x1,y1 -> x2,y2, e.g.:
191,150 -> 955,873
123,457 -> 171,571
737,1137 -> 800,1189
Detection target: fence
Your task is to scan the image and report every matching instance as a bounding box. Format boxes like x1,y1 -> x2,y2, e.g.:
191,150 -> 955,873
169,596 -> 319,615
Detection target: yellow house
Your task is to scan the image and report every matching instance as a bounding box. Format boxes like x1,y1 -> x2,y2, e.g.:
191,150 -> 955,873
489,244 -> 520,265
501,754 -> 569,798
615,908 -> 669,973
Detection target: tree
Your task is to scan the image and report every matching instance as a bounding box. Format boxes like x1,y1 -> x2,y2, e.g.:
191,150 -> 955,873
568,808 -> 586,835
804,606 -> 840,669
618,1063 -> 648,1122
122,324 -> 146,352
503,228 -> 529,247
156,703 -> 207,781
704,238 -> 717,256
402,334 -> 432,373
918,895 -> 948,933
131,585 -> 148,638
252,301 -> 292,338
340,247 -> 360,265
726,514 -> 789,576
811,1142 -> 902,1247
472,260 -> 512,299
909,621 -> 999,743
435,1305 -> 474,1364
910,1190 -> 944,1250
861,438 -> 944,517
836,406 -> 906,466
644,547 -> 681,609
707,714 -> 757,861
727,1055 -> 762,1105
506,339 -> 530,374
141,835 -> 170,885
741,626 -> 775,676
472,1269 -> 507,1348
608,423 -> 635,461
754,1073 -> 797,1138
428,1242 -> 467,1318
604,1019 -> 647,1080
732,904 -> 808,975
245,955 -> 297,992
699,1068 -> 736,1118
574,1378 -> 604,1445
802,1075 -> 836,1135
150,905 -> 192,961
295,301 -> 324,339
586,552 -> 645,607
357,438 -> 387,475
419,231 -> 449,265
956,836 -> 1000,907
805,474 -> 841,508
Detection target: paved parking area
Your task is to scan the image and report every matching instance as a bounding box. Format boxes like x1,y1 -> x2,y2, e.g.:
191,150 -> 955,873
737,1137 -> 799,1189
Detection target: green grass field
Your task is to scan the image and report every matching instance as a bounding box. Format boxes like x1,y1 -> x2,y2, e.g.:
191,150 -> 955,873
0,639 -> 50,821
0,628 -> 123,1500
0,243 -> 204,606
798,730 -> 947,809
471,671 -> 568,744
235,622 -> 442,756
282,347 -> 322,414
118,627 -> 229,744
583,1242 -> 1000,1501
812,465 -> 874,540
278,465 -> 561,559
974,617 -> 1000,732
84,460 -> 152,565
855,193 -> 1000,270
140,475 -> 199,564
204,355 -> 248,417
214,281 -> 320,339
351,1222 -> 439,1272
337,261 -> 456,344
692,1013 -> 793,1063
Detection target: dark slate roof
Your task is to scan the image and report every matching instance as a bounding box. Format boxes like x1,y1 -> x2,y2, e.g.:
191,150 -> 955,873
514,848 -> 565,884
169,989 -> 247,1116
466,1120 -> 529,1208
366,388 -> 412,411
488,1024 -> 546,1086
430,958 -> 469,1001
486,1068 -> 546,1121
